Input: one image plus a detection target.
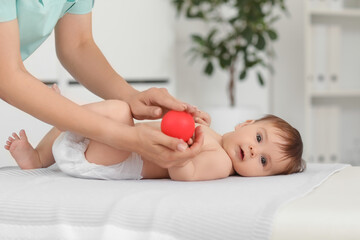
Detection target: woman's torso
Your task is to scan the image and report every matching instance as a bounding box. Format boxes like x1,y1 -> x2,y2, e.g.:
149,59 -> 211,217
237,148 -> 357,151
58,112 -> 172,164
1,0 -> 93,60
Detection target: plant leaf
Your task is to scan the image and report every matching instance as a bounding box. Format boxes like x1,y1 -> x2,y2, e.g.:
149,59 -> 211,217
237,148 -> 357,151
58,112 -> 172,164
242,26 -> 253,44
191,34 -> 206,46
204,61 -> 214,75
207,29 -> 217,42
257,72 -> 265,86
267,29 -> 278,40
239,70 -> 247,80
255,34 -> 266,50
186,6 -> 205,19
246,59 -> 261,68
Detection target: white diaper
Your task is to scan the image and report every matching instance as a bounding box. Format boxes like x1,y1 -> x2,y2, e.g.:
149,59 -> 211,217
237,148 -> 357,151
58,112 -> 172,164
52,131 -> 143,180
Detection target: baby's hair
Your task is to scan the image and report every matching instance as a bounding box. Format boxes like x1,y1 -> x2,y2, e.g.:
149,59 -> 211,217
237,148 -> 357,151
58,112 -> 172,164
256,114 -> 306,174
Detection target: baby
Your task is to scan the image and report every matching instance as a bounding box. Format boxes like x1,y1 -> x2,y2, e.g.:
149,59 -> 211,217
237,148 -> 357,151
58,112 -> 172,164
5,100 -> 305,181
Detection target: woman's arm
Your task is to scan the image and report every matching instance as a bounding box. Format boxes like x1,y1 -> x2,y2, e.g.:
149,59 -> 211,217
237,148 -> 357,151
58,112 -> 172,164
0,19 -> 134,148
55,12 -> 135,101
55,12 -> 188,120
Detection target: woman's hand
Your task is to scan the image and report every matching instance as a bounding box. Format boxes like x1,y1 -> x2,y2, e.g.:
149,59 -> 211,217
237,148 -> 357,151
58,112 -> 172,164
126,87 -> 196,120
133,124 -> 204,168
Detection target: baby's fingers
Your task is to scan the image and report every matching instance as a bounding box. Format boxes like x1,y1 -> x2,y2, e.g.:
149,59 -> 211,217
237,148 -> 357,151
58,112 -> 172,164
194,117 -> 207,125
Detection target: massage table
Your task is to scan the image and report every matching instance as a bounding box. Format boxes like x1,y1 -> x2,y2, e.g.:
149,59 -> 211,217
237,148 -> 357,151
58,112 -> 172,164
0,163 -> 359,240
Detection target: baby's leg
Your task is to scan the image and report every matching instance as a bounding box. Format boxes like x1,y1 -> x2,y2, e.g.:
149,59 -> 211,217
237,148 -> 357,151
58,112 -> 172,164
4,84 -> 62,169
83,100 -> 134,166
36,128 -> 61,167
5,99 -> 134,169
36,100 -> 134,167
35,100 -> 135,167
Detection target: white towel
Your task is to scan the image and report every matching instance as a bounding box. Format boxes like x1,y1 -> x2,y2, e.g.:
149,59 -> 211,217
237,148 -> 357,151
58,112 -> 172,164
0,163 -> 349,240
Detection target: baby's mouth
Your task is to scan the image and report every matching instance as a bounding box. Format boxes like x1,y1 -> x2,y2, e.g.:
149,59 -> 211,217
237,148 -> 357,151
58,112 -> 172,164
240,147 -> 244,160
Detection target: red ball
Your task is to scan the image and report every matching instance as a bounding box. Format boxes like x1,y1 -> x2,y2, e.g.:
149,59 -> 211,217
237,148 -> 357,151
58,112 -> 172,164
161,110 -> 195,142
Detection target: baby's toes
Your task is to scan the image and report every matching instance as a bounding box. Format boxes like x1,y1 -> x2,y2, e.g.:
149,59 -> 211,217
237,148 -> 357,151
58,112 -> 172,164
5,140 -> 11,150
19,130 -> 27,140
12,132 -> 20,140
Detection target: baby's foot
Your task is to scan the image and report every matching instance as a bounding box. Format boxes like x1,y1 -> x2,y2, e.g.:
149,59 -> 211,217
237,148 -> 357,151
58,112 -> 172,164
4,130 -> 42,169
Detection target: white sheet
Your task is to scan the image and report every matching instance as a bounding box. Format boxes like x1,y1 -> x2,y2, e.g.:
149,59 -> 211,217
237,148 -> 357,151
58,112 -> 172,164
0,163 -> 348,240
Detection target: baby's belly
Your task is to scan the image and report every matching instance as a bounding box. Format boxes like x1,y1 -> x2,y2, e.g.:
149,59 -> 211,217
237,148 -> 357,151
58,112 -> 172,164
141,160 -> 170,179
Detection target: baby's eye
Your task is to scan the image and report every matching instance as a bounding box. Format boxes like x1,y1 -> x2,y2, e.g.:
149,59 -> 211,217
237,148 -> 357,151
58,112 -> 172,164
261,156 -> 267,166
256,133 -> 262,143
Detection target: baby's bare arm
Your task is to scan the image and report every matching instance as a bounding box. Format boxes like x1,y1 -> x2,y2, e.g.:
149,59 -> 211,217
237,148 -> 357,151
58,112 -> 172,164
168,150 -> 231,181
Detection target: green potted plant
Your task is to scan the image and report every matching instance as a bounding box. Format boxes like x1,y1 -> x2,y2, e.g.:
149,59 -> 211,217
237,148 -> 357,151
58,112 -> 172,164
172,0 -> 287,107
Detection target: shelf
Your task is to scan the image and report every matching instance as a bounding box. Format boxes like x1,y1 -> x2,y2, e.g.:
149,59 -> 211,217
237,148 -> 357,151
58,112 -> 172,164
309,8 -> 360,17
305,1 -> 360,165
310,89 -> 360,98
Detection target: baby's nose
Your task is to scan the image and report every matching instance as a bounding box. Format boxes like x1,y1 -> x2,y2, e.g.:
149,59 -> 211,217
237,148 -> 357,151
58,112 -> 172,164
249,146 -> 258,158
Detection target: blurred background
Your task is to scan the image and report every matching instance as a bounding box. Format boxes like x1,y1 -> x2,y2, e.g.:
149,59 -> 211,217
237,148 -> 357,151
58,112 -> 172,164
1,0 -> 359,167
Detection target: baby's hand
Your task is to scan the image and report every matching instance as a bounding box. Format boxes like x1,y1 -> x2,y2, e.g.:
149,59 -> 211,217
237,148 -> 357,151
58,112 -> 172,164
194,110 -> 211,126
185,104 -> 211,127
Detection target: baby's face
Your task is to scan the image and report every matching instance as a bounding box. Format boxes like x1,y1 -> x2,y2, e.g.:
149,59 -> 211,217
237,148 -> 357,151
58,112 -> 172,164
222,120 -> 290,177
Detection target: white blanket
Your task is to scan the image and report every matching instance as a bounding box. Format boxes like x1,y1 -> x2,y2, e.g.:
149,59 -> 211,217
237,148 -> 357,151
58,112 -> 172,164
0,163 -> 348,240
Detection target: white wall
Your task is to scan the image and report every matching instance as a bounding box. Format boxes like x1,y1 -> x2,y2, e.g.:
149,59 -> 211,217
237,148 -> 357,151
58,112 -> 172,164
271,1 -> 305,136
92,0 -> 176,83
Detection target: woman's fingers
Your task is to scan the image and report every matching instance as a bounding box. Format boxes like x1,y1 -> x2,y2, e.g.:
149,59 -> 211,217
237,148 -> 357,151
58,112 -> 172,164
128,88 -> 187,120
147,88 -> 187,112
134,124 -> 204,168
126,87 -> 211,128
187,137 -> 194,146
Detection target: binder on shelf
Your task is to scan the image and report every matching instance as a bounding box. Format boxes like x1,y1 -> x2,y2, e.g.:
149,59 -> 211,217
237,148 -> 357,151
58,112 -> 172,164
328,0 -> 343,10
308,0 -> 343,10
316,0 -> 328,9
312,106 -> 327,163
312,24 -> 329,91
325,106 -> 340,163
343,0 -> 360,8
312,105 -> 340,163
327,24 -> 342,90
308,0 -> 319,10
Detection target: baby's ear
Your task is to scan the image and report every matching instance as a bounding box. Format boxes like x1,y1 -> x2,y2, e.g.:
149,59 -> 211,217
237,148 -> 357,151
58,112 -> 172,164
235,119 -> 255,129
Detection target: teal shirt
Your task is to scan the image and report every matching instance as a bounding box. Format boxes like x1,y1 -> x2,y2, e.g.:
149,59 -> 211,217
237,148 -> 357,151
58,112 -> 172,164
0,0 -> 94,60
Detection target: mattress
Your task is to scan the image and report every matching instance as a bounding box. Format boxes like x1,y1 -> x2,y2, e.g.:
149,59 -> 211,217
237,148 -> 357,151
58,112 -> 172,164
271,166 -> 360,240
0,163 -> 349,240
